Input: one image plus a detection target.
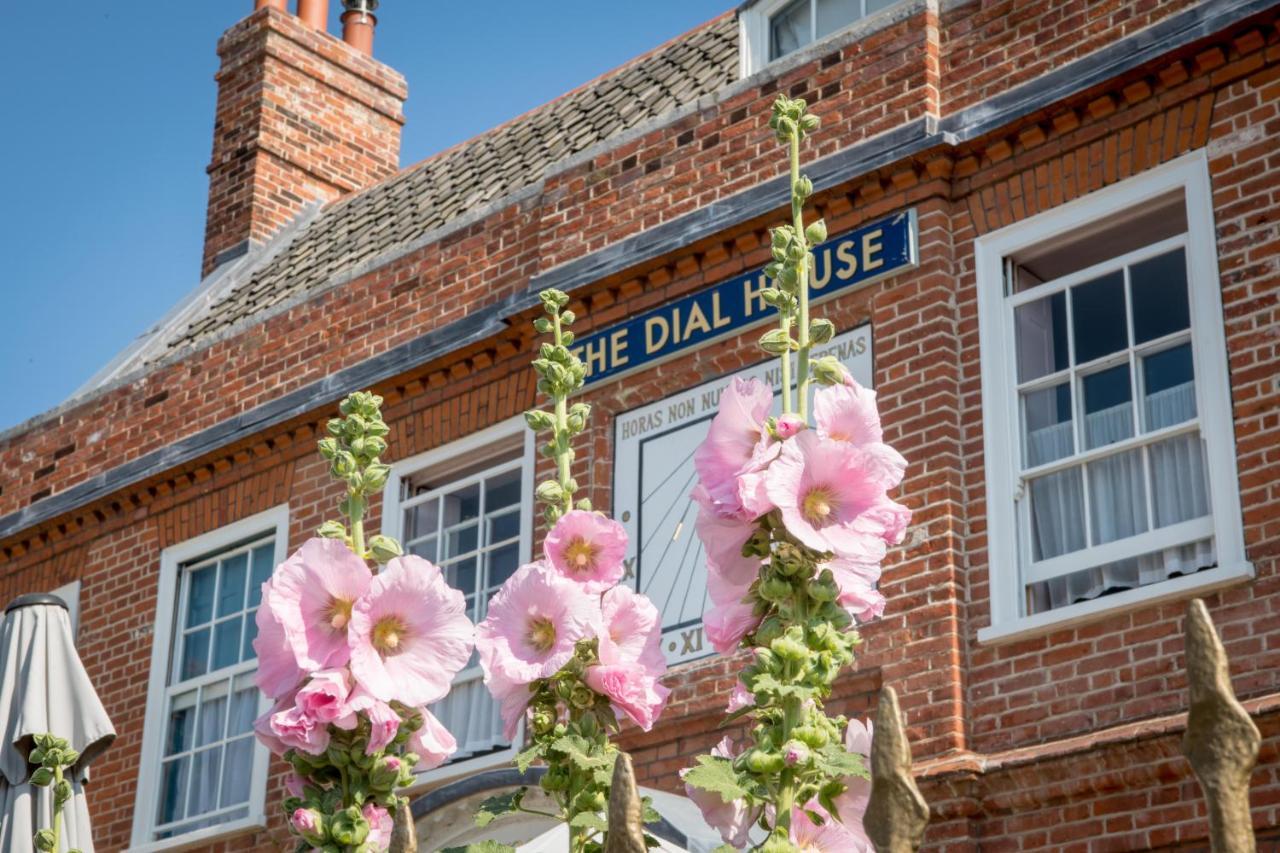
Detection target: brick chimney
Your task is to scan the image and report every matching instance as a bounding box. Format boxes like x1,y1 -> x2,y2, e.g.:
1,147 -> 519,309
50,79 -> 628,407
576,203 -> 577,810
201,3 -> 406,274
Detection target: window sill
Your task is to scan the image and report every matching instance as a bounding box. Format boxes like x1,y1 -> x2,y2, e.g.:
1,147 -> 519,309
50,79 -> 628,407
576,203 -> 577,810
412,739 -> 521,789
128,814 -> 266,853
977,561 -> 1255,645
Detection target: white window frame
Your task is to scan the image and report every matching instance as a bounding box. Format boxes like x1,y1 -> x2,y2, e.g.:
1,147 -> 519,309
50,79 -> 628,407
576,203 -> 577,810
131,504 -> 290,852
739,0 -> 904,77
976,152 -> 1252,643
381,416 -> 535,786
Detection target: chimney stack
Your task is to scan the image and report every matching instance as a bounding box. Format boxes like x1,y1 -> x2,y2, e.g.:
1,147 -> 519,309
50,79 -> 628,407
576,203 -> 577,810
254,0 -> 287,10
296,0 -> 329,30
200,3 -> 407,274
341,0 -> 379,55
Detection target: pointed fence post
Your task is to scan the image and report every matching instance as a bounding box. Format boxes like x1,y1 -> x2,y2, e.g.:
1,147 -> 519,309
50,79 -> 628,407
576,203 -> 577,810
1182,598 -> 1260,852
387,798 -> 417,852
865,686 -> 929,853
604,751 -> 647,853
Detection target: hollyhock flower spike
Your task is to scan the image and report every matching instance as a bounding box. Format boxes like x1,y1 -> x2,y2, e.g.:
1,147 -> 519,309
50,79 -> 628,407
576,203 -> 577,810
348,553 -> 475,707
253,391 -> 474,852
269,537 -> 371,671
543,509 -> 628,592
684,96 -> 898,850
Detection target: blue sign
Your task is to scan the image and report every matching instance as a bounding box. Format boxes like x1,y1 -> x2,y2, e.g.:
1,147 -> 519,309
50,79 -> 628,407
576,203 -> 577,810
573,209 -> 917,386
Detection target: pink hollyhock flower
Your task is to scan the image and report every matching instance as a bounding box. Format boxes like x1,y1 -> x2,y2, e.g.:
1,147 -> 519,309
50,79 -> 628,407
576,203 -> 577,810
408,707 -> 458,771
736,436 -> 783,519
704,600 -> 761,655
585,662 -> 670,731
776,413 -> 806,439
826,556 -> 886,623
294,668 -> 356,727
284,772 -> 305,799
696,506 -> 760,607
348,554 -> 474,707
253,580 -> 304,699
291,808 -> 324,844
682,737 -> 759,848
831,718 -> 874,836
694,377 -> 773,518
790,804 -> 873,852
765,431 -> 910,558
476,562 -> 601,687
814,381 -> 882,447
363,803 -> 394,851
254,692 -> 329,756
270,538 -> 372,671
544,510 -> 628,592
726,681 -> 753,713
348,692 -> 400,754
599,585 -> 666,676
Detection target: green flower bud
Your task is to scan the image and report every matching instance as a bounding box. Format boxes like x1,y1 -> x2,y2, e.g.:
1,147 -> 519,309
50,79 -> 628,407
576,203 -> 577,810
30,767 -> 53,787
771,634 -> 808,663
317,520 -> 347,539
561,310 -> 576,325
363,463 -> 391,491
759,576 -> 792,603
575,498 -> 593,511
812,355 -> 849,386
793,725 -> 829,749
569,683 -> 595,710
797,175 -> 815,198
534,316 -> 553,334
317,437 -> 339,459
759,329 -> 795,355
329,806 -> 369,846
535,480 -> 564,504
809,318 -> 835,344
525,409 -> 555,431
744,749 -> 784,774
34,829 -> 56,852
368,535 -> 403,564
54,778 -> 73,806
807,575 -> 839,603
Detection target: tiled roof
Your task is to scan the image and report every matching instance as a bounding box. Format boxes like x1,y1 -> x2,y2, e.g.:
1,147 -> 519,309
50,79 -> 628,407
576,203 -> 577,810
167,13 -> 739,353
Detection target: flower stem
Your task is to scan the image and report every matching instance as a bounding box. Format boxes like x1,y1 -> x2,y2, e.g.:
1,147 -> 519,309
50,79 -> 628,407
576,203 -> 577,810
51,764 -> 63,853
552,311 -> 575,515
350,496 -> 366,561
791,133 -> 811,423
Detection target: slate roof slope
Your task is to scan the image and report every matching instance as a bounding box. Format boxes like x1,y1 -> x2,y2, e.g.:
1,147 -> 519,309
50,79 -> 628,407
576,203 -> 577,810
168,13 -> 738,353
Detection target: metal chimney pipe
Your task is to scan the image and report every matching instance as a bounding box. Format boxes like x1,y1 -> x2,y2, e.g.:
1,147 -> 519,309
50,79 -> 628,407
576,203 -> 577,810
297,0 -> 329,31
341,0 -> 379,55
254,0 -> 288,10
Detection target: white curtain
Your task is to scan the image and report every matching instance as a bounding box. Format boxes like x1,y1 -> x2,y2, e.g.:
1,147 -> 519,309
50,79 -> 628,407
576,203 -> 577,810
432,675 -> 506,761
1026,382 -> 1215,613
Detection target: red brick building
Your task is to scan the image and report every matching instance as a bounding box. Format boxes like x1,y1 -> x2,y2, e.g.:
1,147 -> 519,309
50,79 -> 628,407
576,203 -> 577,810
2,0 -> 1278,849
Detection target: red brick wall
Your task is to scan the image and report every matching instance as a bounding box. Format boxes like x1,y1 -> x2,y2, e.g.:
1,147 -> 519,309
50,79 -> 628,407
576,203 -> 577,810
2,5 -> 1278,851
201,7 -> 406,274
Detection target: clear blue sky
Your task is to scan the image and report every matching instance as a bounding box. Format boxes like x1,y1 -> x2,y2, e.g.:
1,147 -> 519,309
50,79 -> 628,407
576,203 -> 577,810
0,1 -> 729,431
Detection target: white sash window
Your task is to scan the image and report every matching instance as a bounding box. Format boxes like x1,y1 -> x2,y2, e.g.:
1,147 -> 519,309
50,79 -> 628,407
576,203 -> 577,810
976,154 -> 1251,642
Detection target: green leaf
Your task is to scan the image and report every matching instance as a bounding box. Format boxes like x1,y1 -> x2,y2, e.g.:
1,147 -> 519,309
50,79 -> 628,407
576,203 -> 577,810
816,745 -> 868,778
570,811 -> 609,832
474,787 -> 525,828
440,843 -> 517,853
515,741 -> 544,773
682,755 -> 749,804
551,735 -> 613,770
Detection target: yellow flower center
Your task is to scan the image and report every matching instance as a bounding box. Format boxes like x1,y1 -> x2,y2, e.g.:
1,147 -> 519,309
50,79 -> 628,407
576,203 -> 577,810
802,487 -> 836,525
327,598 -> 354,631
563,537 -> 599,574
527,616 -> 557,653
371,616 -> 408,655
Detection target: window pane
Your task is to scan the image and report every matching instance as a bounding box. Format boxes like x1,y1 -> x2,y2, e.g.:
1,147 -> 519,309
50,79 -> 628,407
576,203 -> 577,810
816,0 -> 861,38
247,544 -> 274,609
1131,248 -> 1190,344
1022,382 -> 1073,467
409,536 -> 438,562
186,566 -> 216,627
229,680 -> 258,736
1081,364 -> 1133,449
220,738 -> 254,808
1150,433 -> 1211,527
446,557 -> 478,597
1015,291 -> 1068,382
1142,343 -> 1196,431
197,691 -> 228,747
442,484 -> 481,527
488,509 -> 521,545
446,523 -> 479,560
218,553 -> 248,617
485,469 -> 522,512
1026,537 -> 1215,614
1087,449 -> 1148,545
404,498 -> 439,542
240,615 -> 258,663
181,629 -> 210,680
187,747 -> 222,819
165,700 -> 196,756
157,757 -> 189,825
1029,467 -> 1086,561
770,0 -> 811,59
213,617 -> 243,671
486,543 -> 521,591
1071,271 -> 1127,364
